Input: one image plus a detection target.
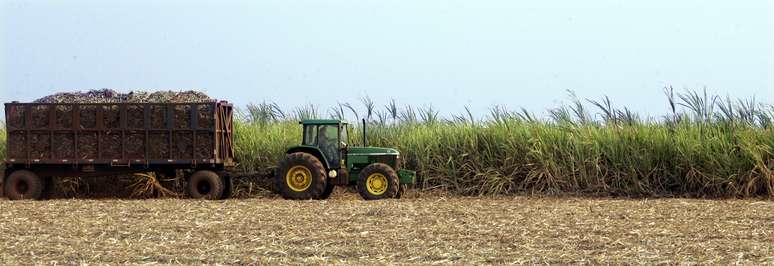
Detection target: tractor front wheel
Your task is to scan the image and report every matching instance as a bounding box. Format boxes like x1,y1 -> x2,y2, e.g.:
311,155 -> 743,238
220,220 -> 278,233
275,152 -> 328,200
357,163 -> 399,200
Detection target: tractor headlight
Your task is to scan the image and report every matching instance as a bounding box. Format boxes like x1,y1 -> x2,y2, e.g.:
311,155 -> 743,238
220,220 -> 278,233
328,170 -> 338,178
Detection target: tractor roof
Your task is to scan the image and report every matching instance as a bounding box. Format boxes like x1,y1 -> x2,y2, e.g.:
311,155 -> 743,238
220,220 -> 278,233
300,119 -> 347,125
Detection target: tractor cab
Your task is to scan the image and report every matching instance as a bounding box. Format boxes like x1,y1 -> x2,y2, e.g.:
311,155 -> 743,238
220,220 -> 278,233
300,120 -> 348,169
275,119 -> 416,200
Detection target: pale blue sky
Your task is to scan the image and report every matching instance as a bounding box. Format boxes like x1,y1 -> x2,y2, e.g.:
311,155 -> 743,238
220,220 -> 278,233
1,0 -> 772,119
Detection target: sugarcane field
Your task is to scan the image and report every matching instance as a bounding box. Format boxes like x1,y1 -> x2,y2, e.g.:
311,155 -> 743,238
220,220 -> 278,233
1,88 -> 773,264
3,1 -> 773,265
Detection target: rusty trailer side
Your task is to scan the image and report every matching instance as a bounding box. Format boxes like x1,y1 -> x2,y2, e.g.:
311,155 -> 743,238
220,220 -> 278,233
3,101 -> 235,178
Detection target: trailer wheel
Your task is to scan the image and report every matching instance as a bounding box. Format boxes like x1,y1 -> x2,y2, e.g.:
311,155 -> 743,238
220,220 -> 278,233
187,170 -> 224,200
275,152 -> 327,200
42,176 -> 55,200
357,163 -> 399,200
220,175 -> 233,200
5,170 -> 44,200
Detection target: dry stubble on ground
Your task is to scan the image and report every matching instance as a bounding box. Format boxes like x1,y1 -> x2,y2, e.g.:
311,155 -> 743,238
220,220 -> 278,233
1,193 -> 773,265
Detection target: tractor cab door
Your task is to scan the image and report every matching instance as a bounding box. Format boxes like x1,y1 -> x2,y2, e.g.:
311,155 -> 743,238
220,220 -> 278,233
303,124 -> 342,168
317,125 -> 341,168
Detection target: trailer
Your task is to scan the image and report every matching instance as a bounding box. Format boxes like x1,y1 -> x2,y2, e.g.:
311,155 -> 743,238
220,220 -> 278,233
3,101 -> 235,200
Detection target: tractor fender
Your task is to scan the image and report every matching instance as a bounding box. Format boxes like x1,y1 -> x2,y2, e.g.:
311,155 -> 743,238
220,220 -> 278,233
285,146 -> 331,170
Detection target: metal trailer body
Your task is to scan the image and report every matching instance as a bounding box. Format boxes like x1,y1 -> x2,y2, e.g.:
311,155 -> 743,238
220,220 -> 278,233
2,101 -> 235,199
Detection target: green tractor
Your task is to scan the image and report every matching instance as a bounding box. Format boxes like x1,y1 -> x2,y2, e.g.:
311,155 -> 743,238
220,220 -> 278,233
275,119 -> 416,200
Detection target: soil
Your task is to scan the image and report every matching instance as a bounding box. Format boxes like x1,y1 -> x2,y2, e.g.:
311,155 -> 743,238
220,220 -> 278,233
0,194 -> 772,264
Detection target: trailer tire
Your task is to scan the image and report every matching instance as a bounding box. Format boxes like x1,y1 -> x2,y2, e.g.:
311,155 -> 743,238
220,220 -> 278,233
220,175 -> 233,200
187,170 -> 224,200
41,176 -> 55,200
5,170 -> 44,200
275,152 -> 327,200
357,163 -> 399,200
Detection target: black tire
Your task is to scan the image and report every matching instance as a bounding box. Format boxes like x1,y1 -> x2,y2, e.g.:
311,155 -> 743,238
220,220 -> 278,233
5,170 -> 44,200
275,152 -> 327,200
41,176 -> 55,200
220,175 -> 233,200
357,163 -> 399,200
317,183 -> 336,200
187,170 -> 225,200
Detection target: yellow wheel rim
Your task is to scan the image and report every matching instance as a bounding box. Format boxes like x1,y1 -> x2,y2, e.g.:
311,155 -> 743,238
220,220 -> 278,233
286,165 -> 312,192
366,173 -> 389,196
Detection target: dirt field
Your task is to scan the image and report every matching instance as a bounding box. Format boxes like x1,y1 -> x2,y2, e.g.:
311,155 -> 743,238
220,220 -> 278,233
1,193 -> 773,265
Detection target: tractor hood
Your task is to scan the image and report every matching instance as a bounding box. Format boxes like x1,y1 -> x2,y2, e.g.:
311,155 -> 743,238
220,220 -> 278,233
347,146 -> 400,156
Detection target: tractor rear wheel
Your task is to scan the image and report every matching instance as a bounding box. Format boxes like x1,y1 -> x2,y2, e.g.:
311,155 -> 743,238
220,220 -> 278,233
276,152 -> 328,200
317,183 -> 336,200
318,168 -> 348,200
357,163 -> 399,200
187,170 -> 225,200
5,170 -> 44,200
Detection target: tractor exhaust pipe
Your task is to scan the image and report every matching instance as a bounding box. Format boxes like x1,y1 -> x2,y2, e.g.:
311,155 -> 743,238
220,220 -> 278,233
362,119 -> 368,146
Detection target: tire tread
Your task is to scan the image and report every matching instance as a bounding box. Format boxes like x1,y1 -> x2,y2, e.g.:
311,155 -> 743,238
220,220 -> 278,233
275,152 -> 328,200
5,170 -> 44,200
187,170 -> 224,200
356,163 -> 400,200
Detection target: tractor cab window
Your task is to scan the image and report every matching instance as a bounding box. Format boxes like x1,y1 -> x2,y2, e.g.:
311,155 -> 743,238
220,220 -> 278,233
303,125 -> 318,146
318,125 -> 340,167
318,125 -> 338,149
